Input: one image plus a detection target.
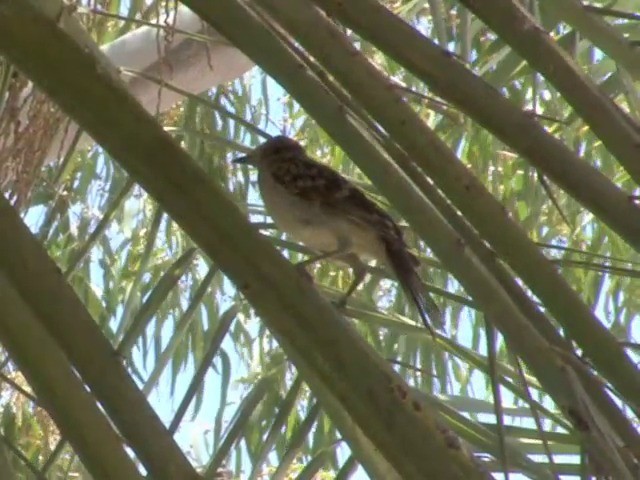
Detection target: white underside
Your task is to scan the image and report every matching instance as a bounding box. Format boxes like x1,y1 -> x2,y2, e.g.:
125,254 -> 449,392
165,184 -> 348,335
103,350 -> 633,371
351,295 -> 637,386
258,170 -> 386,262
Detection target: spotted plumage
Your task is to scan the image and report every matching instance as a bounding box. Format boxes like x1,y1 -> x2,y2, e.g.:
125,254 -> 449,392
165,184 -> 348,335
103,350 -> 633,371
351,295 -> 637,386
233,135 -> 442,334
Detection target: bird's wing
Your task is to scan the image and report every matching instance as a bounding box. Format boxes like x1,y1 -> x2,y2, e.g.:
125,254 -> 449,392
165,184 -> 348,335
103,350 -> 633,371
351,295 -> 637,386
269,154 -> 411,250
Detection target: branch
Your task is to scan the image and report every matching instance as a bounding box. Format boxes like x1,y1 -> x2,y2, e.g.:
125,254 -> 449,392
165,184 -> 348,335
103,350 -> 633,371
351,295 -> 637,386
458,0 -> 640,187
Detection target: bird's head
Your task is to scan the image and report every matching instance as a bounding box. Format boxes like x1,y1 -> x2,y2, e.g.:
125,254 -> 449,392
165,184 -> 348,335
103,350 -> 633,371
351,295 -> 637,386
232,135 -> 305,167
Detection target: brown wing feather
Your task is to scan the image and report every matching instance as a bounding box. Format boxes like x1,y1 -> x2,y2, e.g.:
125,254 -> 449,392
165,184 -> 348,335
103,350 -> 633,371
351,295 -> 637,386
269,153 -> 407,246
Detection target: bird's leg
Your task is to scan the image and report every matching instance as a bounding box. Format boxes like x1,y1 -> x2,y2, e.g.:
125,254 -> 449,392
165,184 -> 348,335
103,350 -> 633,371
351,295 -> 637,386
333,253 -> 367,309
294,237 -> 351,284
296,246 -> 351,268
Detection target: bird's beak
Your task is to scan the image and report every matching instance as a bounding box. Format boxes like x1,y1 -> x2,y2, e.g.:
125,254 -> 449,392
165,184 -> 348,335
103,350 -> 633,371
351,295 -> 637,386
232,151 -> 254,165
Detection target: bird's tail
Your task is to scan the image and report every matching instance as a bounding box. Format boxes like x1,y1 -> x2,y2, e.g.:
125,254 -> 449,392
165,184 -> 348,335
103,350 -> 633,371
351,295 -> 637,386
385,242 -> 443,336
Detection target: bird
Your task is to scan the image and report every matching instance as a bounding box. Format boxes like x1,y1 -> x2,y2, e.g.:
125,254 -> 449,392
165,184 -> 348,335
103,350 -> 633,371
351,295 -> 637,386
233,135 -> 443,335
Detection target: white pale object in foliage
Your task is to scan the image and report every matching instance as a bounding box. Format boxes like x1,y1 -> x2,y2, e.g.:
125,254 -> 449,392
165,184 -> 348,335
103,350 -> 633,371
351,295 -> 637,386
104,5 -> 254,117
46,4 -> 254,161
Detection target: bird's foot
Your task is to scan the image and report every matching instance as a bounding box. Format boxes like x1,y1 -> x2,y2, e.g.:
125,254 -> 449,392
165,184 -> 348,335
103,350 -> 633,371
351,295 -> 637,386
332,296 -> 348,311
